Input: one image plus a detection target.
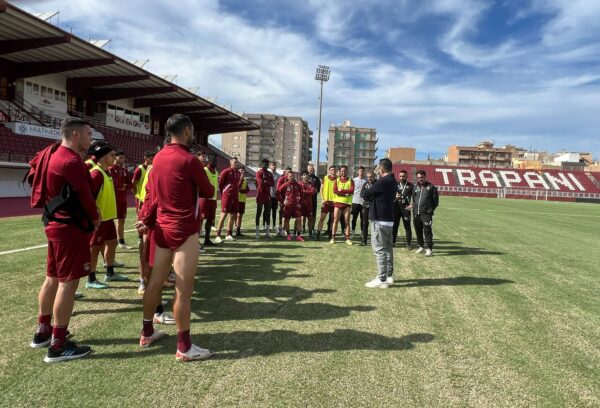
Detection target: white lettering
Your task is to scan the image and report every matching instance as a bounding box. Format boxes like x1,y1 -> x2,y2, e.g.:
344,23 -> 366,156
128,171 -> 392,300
435,168 -> 453,185
479,170 -> 502,187
456,169 -> 479,186
545,172 -> 575,191
567,173 -> 585,191
499,171 -> 522,188
523,172 -> 549,189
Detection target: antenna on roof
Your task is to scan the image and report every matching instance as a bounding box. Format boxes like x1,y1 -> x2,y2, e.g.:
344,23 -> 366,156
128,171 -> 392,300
34,11 -> 59,22
161,74 -> 178,84
89,39 -> 111,49
132,60 -> 150,69
186,87 -> 200,95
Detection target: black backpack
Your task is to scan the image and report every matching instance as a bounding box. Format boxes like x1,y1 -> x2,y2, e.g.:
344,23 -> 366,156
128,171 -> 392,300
42,183 -> 94,233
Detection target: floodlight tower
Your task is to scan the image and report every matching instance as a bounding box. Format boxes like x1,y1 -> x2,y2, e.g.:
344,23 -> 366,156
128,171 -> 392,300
315,65 -> 330,177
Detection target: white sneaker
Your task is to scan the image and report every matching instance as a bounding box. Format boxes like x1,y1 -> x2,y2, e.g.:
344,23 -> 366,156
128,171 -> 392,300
118,243 -> 132,250
265,230 -> 272,238
415,247 -> 424,254
225,235 -> 235,241
214,236 -> 223,244
153,312 -> 175,325
139,330 -> 166,348
425,249 -> 433,257
386,276 -> 395,285
137,281 -> 146,295
365,278 -> 389,288
176,343 -> 214,362
211,226 -> 217,231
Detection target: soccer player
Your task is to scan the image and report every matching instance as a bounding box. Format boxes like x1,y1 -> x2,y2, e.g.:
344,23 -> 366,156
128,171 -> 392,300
215,157 -> 241,243
109,150 -> 133,249
363,159 -> 397,288
30,117 -> 99,362
277,171 -> 304,241
235,167 -> 249,236
316,165 -> 337,241
408,170 -> 439,257
393,169 -> 414,249
268,161 -> 280,235
359,170 -> 375,246
255,158 -> 274,239
332,165 -> 355,245
275,167 -> 290,236
300,170 -> 316,235
351,166 -> 367,239
136,114 -> 214,361
305,163 -> 321,237
87,143 -> 129,288
198,155 -> 219,247
132,151 -> 153,211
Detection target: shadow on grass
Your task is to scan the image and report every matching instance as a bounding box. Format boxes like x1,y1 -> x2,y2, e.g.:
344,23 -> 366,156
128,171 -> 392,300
85,330 -> 435,360
431,245 -> 505,257
393,276 -> 515,287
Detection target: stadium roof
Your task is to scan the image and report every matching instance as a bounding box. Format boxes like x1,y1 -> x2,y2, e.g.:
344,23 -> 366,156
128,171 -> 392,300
0,3 -> 258,135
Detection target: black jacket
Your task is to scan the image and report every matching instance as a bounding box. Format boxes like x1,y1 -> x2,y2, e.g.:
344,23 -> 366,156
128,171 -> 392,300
362,173 -> 397,223
412,182 -> 439,215
395,181 -> 414,208
360,180 -> 375,208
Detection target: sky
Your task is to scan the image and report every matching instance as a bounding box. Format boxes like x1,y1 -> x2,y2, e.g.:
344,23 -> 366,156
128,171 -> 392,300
17,0 -> 600,161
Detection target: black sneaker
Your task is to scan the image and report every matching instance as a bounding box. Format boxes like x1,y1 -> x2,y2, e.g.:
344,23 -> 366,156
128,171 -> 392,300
204,240 -> 216,247
44,341 -> 91,363
30,331 -> 51,348
359,242 -> 367,246
406,243 -> 413,250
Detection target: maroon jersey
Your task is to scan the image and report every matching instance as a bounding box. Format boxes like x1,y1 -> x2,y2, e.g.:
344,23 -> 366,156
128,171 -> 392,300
278,179 -> 302,209
255,168 -> 274,204
300,181 -> 316,210
109,164 -> 131,200
276,174 -> 288,203
144,143 -> 213,235
219,167 -> 241,197
44,146 -> 99,241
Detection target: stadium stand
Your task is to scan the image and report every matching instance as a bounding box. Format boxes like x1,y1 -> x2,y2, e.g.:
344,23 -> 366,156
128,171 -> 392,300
393,164 -> 600,203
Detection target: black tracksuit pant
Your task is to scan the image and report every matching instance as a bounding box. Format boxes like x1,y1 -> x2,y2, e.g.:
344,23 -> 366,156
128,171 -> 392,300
360,206 -> 370,244
393,202 -> 412,245
351,203 -> 362,232
413,213 -> 433,249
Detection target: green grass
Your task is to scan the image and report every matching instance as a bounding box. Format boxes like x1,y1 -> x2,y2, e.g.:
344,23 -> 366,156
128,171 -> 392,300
0,196 -> 599,407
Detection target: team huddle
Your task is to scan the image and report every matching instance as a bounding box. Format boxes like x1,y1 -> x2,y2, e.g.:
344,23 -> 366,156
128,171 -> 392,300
26,114 -> 439,363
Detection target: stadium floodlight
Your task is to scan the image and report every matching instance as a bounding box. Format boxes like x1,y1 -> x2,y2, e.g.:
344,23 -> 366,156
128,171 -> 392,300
315,65 -> 330,177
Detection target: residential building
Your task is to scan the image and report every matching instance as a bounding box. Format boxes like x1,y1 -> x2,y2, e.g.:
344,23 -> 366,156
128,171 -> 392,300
384,147 -> 416,163
222,113 -> 312,172
447,141 -> 514,168
327,120 -> 377,175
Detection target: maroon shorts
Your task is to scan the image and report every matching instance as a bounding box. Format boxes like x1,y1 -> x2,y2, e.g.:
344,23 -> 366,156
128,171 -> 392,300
334,202 -> 351,209
47,239 -> 91,282
301,206 -> 314,217
146,228 -> 156,267
155,225 -> 196,251
116,199 -> 128,219
237,202 -> 246,215
199,199 -> 217,221
321,201 -> 335,214
283,205 -> 301,220
90,220 -> 117,246
221,194 -> 239,214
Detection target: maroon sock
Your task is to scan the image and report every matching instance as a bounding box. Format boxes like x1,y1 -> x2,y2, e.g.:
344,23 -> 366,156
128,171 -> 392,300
216,230 -> 222,237
177,330 -> 191,353
142,319 -> 154,337
37,314 -> 52,334
227,229 -> 232,236
50,325 -> 68,350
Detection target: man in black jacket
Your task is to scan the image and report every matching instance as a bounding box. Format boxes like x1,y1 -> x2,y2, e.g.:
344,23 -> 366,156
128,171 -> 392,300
393,169 -> 414,249
409,170 -> 439,256
359,170 -> 375,246
362,159 -> 397,288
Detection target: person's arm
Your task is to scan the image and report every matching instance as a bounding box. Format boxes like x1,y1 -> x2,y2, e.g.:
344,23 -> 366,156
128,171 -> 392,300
432,186 -> 439,212
191,158 -> 214,199
89,169 -> 104,199
256,170 -> 264,194
321,177 -> 327,201
64,159 -> 99,222
218,168 -> 227,193
131,167 -> 142,194
278,181 -> 289,195
333,180 -> 340,195
339,179 -> 354,196
362,178 -> 386,199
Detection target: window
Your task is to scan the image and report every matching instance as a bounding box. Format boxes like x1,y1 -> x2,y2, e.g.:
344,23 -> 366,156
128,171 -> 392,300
32,83 -> 39,95
54,90 -> 60,101
25,81 -> 32,94
40,86 -> 47,97
60,92 -> 66,102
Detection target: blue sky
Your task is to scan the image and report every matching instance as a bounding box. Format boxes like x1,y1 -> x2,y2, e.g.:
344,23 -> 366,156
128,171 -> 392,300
19,0 -> 600,161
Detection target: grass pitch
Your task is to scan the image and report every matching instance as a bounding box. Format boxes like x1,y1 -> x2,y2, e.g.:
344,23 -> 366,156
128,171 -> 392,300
0,196 -> 598,407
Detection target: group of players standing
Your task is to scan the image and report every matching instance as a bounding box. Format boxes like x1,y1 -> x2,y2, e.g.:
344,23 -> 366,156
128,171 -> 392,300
27,113 -> 439,364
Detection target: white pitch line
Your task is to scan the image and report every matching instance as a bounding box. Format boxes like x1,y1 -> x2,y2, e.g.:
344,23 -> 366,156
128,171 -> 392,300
444,207 -> 600,218
0,228 -> 139,256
